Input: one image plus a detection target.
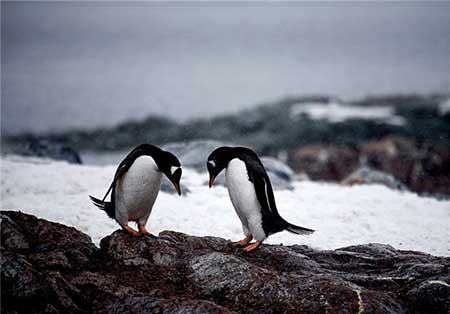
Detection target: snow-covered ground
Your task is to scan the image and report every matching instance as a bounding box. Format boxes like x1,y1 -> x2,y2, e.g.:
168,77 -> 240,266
1,155 -> 449,256
290,101 -> 406,125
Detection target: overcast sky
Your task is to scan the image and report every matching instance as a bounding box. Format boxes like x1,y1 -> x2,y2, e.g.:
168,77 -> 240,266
2,2 -> 450,134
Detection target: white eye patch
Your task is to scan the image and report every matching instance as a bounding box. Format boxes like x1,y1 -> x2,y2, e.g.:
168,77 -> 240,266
208,160 -> 216,167
170,166 -> 181,175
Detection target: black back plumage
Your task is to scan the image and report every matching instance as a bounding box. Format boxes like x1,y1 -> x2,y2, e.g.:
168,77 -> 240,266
89,144 -> 181,220
208,146 -> 314,236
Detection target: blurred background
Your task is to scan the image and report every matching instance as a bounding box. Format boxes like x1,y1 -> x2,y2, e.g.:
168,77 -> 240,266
2,1 -> 450,197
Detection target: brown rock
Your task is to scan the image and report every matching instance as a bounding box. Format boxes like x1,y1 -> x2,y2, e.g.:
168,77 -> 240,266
2,211 -> 449,314
361,136 -> 450,196
287,145 -> 359,181
361,136 -> 419,183
287,136 -> 450,197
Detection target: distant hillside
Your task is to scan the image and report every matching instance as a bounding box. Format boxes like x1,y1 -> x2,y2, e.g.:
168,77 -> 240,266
3,94 -> 449,155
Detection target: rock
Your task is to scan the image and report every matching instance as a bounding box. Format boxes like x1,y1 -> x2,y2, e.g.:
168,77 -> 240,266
1,211 -> 97,313
101,295 -> 234,314
407,280 -> 450,314
287,145 -> 360,181
361,136 -> 450,197
287,136 -> 450,198
2,210 -> 450,314
0,211 -> 96,269
360,136 -> 419,182
341,166 -> 407,191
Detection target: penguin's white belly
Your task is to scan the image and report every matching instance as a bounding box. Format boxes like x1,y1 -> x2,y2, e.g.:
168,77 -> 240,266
115,156 -> 162,224
225,159 -> 266,241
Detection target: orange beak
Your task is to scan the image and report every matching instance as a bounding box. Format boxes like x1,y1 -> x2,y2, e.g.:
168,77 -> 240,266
209,175 -> 215,188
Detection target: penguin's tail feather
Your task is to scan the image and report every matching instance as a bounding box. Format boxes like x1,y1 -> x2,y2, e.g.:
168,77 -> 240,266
285,222 -> 315,235
89,195 -> 115,219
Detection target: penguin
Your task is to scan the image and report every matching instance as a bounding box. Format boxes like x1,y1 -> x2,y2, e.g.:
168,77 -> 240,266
89,144 -> 182,236
207,146 -> 314,252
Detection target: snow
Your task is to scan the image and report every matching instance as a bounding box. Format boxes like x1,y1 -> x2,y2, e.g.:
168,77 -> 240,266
290,101 -> 406,125
1,155 -> 449,256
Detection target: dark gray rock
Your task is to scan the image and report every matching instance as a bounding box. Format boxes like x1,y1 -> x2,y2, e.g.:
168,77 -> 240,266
101,295 -> 234,314
407,279 -> 450,314
2,211 -> 450,314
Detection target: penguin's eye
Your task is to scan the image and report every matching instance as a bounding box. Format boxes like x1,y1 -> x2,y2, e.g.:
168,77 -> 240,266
170,166 -> 181,175
208,160 -> 216,168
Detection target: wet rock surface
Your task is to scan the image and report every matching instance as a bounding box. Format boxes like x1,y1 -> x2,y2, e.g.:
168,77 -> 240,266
2,211 -> 449,314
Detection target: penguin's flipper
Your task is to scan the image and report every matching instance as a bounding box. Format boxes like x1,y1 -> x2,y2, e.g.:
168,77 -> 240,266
247,164 -> 280,217
247,166 -> 288,234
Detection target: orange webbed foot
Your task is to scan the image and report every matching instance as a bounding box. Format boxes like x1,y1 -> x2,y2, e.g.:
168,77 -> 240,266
122,225 -> 140,236
243,240 -> 262,252
232,235 -> 253,247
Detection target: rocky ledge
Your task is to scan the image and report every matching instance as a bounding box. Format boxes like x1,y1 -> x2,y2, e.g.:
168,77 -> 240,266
1,211 -> 449,314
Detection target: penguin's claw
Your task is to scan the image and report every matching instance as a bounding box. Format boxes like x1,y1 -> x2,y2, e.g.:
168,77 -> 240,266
232,235 -> 253,247
243,241 -> 262,252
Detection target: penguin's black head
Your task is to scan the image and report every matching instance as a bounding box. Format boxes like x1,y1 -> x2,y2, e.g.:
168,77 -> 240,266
207,146 -> 235,188
158,151 -> 182,196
